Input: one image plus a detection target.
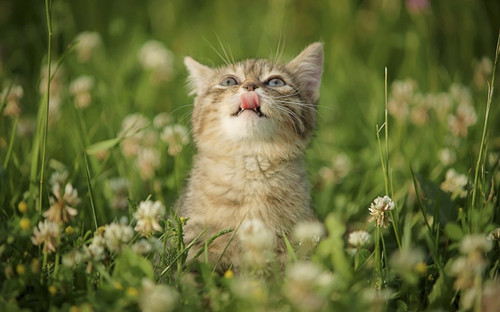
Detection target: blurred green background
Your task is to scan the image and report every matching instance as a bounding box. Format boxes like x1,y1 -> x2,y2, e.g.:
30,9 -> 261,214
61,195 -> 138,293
1,0 -> 499,221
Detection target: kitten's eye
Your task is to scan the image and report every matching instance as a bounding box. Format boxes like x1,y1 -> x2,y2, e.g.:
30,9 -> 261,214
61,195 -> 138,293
220,76 -> 239,86
266,77 -> 286,87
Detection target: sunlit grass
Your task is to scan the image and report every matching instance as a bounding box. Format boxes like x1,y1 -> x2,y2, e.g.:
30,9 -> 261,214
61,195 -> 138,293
1,1 -> 499,311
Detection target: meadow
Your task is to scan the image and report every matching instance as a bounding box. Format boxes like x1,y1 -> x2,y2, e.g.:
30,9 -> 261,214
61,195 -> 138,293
1,0 -> 500,311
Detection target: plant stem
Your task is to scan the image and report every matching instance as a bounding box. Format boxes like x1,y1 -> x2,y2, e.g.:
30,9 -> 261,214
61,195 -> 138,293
39,0 -> 52,219
470,31 -> 500,230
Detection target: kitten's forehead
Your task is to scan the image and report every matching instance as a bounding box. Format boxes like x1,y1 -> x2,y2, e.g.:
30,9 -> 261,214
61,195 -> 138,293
222,59 -> 283,78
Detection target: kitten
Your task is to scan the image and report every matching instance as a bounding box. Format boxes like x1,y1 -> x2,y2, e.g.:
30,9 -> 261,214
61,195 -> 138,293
179,42 -> 323,272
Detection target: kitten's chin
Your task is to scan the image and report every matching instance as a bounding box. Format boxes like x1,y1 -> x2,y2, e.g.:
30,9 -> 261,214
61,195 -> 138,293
221,114 -> 278,141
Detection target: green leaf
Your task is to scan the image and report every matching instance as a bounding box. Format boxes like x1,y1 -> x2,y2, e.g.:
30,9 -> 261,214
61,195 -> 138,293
86,137 -> 123,155
416,174 -> 457,224
316,213 -> 352,282
112,248 -> 154,287
443,223 -> 464,242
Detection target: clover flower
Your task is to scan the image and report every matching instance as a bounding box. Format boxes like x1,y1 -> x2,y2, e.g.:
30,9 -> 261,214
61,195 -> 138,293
153,112 -> 173,129
487,228 -> 500,241
108,177 -> 129,210
368,196 -> 395,228
230,276 -> 267,302
448,102 -> 477,137
136,148 -> 161,180
69,75 -> 95,109
293,221 -> 325,259
238,218 -> 275,267
103,223 -> 134,253
440,169 -> 468,199
160,124 -> 190,156
451,234 -> 493,310
43,183 -> 80,224
1,84 -> 23,117
387,79 -> 416,121
348,230 -> 371,248
318,153 -> 351,184
31,220 -> 60,253
473,56 -> 493,89
139,279 -> 179,312
119,113 -> 150,158
138,40 -> 175,83
84,234 -> 106,262
133,200 -> 166,236
62,250 -> 84,268
74,31 -> 102,62
283,261 -> 335,312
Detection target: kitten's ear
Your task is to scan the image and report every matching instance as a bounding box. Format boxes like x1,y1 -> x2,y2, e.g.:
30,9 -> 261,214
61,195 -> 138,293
286,42 -> 324,103
184,56 -> 212,96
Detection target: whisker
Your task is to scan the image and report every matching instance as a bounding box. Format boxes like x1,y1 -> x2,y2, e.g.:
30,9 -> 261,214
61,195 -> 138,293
203,37 -> 230,66
216,34 -> 234,65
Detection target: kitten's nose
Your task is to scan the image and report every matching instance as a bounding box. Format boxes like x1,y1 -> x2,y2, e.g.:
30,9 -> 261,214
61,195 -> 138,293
242,81 -> 258,91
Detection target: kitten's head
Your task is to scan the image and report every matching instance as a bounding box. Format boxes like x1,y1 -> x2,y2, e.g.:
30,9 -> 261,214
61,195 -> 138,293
185,42 -> 323,159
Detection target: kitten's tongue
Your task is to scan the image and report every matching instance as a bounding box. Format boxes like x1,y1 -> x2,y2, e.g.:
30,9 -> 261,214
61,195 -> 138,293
240,91 -> 260,110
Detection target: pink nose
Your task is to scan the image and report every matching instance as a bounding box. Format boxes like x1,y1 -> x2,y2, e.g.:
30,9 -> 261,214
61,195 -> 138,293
241,91 -> 260,110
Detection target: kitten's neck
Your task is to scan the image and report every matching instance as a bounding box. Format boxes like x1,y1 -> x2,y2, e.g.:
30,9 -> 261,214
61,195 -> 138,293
196,150 -> 303,175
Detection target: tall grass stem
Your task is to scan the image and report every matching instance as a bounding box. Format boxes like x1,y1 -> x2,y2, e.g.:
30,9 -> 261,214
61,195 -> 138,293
470,31 -> 500,229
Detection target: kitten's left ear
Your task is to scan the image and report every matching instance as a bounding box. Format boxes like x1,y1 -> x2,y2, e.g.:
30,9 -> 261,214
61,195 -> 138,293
286,42 -> 324,103
184,56 -> 212,96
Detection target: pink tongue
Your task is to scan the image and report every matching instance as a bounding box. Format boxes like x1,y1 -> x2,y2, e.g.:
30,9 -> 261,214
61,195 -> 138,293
240,91 -> 260,110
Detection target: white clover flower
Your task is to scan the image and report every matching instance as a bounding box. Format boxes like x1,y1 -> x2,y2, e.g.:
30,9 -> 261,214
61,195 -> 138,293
487,228 -> 500,241
460,234 -> 492,255
368,195 -> 395,228
293,221 -> 325,246
119,113 -> 149,158
84,234 -> 106,262
440,169 -> 468,199
138,40 -> 175,83
438,148 -> 456,166
2,84 -> 23,117
132,238 -> 162,254
108,177 -> 129,210
473,57 -> 493,89
139,279 -> 179,312
230,276 -> 267,302
69,75 -> 95,109
238,218 -> 275,266
363,288 -> 394,311
62,250 -> 84,267
347,230 -> 371,248
31,220 -> 60,253
104,223 -> 134,253
43,183 -> 80,224
49,170 -> 69,187
153,112 -> 173,129
75,31 -> 102,62
389,248 -> 425,279
133,200 -> 166,236
387,79 -> 417,121
160,124 -> 190,156
239,219 -> 275,250
448,101 -> 477,137
136,148 -> 161,180
283,261 -> 335,312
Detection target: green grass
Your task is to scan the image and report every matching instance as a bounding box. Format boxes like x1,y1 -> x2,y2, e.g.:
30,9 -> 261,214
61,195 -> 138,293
1,0 -> 500,311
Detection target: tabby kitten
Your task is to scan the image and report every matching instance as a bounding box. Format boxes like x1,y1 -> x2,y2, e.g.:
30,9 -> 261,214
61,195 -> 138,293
179,42 -> 323,272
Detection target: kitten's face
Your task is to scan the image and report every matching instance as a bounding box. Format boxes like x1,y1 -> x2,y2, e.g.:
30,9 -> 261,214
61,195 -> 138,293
185,43 -> 323,157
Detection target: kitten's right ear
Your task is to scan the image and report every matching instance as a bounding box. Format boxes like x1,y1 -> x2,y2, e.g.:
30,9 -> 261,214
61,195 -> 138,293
184,56 -> 212,96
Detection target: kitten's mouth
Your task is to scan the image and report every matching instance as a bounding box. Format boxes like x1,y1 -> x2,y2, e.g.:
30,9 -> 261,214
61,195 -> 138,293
233,107 -> 265,117
233,91 -> 265,117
